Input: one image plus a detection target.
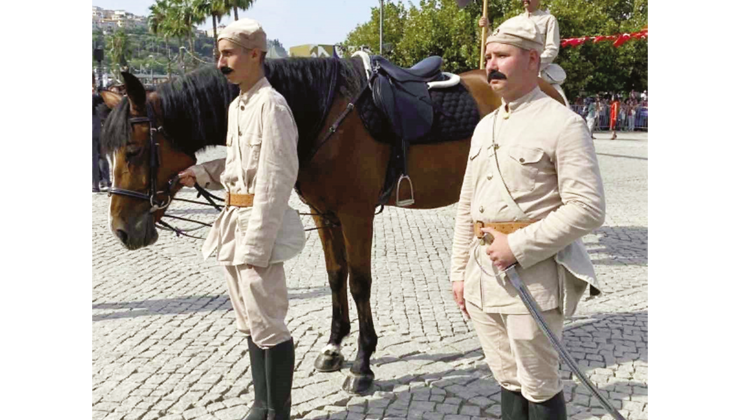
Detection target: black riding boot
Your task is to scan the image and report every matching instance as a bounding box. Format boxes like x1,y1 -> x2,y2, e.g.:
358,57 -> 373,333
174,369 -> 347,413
265,338 -> 295,420
528,391 -> 567,420
501,388 -> 529,420
244,337 -> 269,420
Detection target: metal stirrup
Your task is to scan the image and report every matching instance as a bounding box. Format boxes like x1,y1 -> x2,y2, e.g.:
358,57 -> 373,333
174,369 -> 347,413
395,175 -> 415,207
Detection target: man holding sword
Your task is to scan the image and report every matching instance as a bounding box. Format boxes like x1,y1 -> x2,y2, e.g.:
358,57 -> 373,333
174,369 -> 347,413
450,14 -> 606,420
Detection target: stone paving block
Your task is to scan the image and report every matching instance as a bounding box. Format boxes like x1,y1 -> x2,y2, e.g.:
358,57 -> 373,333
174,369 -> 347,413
459,405 -> 481,416
437,404 -> 459,414
406,400 -> 434,411
184,407 -> 209,419
422,412 -> 445,420
213,405 -> 248,420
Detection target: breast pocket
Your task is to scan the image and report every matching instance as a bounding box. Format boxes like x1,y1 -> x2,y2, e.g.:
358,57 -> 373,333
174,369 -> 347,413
243,135 -> 263,175
503,146 -> 545,192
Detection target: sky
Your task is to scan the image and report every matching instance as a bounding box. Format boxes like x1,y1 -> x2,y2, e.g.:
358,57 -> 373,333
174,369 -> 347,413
93,0 -> 422,50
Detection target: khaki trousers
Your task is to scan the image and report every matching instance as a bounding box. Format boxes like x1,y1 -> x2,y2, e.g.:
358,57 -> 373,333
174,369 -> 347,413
223,263 -> 291,349
467,301 -> 564,403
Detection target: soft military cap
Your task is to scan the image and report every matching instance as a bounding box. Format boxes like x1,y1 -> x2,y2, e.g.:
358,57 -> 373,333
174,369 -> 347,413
218,18 -> 268,52
486,15 -> 544,54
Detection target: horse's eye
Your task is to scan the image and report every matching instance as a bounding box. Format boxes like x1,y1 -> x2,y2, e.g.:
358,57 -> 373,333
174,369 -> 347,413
125,145 -> 142,159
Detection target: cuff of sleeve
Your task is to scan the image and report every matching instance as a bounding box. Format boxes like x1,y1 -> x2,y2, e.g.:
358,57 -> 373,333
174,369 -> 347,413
508,229 -> 533,269
450,273 -> 465,283
190,165 -> 213,189
243,254 -> 270,268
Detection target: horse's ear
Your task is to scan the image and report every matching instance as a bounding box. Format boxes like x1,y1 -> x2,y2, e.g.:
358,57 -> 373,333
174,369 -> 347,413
100,90 -> 122,109
121,71 -> 147,113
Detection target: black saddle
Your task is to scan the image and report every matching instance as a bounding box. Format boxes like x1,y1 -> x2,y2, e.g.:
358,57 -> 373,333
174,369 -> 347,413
368,55 -> 445,206
375,55 -> 443,82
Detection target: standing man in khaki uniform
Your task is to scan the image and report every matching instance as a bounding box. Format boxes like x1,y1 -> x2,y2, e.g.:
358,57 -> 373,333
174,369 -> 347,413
178,18 -> 303,420
451,16 -> 605,420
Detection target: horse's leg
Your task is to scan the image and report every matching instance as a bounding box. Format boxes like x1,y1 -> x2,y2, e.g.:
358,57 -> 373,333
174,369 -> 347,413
312,214 -> 351,372
337,211 -> 378,394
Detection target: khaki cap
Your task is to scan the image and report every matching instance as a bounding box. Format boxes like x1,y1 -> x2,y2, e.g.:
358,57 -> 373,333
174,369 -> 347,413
218,18 -> 268,52
486,15 -> 544,54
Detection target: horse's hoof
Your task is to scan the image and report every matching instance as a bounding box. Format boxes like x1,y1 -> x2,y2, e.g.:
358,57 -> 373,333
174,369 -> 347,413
314,352 -> 344,372
342,371 -> 375,394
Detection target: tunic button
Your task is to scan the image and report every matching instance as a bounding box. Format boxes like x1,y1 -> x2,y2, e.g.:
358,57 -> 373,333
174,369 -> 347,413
494,143 -> 500,150
487,174 -> 493,180
519,157 -> 525,163
240,106 -> 245,110
479,206 -> 485,213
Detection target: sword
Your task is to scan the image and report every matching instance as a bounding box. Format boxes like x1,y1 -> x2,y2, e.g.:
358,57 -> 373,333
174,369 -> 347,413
502,263 -> 626,420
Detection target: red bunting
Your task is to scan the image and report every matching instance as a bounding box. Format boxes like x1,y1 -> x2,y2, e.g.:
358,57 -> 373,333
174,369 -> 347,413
560,29 -> 648,48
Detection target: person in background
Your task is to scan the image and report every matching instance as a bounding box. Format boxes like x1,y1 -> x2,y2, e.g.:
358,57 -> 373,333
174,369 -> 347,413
609,95 -> 620,140
586,97 -> 597,139
92,72 -> 110,193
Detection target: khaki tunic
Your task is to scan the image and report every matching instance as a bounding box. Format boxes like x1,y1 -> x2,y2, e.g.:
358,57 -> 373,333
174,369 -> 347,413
450,86 -> 605,317
191,77 -> 300,267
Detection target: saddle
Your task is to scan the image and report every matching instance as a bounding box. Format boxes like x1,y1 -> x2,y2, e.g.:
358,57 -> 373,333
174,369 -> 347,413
369,55 -> 445,206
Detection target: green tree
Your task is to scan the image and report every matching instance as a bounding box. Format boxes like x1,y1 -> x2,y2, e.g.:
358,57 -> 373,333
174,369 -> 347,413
149,0 -> 176,78
345,0 -> 647,96
106,29 -> 131,82
225,0 -> 255,21
545,0 -> 648,96
343,1 -> 408,64
194,0 -> 228,62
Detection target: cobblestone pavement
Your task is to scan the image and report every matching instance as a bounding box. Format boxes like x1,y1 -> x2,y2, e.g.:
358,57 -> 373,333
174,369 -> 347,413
93,132 -> 648,420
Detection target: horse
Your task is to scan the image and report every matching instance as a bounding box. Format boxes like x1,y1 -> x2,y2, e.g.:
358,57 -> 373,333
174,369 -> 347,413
98,57 -> 565,394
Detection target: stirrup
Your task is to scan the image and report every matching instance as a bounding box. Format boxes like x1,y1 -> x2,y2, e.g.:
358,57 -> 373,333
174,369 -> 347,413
395,175 -> 415,207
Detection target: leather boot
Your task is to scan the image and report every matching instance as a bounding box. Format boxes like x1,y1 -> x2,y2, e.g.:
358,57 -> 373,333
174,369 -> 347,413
265,338 -> 295,420
501,388 -> 529,420
244,337 -> 268,420
528,391 -> 567,420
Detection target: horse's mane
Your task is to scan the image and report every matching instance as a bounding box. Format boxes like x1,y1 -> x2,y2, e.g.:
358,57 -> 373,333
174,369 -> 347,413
99,58 -> 365,158
263,57 -> 365,159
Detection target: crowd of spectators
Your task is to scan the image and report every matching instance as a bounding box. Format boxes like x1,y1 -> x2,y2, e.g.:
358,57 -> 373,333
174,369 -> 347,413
570,89 -> 648,137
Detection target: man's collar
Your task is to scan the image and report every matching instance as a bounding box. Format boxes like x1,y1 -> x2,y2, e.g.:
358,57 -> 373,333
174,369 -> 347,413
239,76 -> 269,102
502,85 -> 542,115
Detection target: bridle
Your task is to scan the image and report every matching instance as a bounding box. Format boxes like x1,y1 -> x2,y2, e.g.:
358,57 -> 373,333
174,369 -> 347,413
108,103 -> 181,212
108,103 -> 225,238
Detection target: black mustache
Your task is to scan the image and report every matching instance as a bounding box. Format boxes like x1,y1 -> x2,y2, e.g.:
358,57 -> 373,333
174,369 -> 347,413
220,66 -> 234,75
488,70 -> 507,82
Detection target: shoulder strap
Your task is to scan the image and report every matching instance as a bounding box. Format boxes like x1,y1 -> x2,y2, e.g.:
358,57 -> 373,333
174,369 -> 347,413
488,112 -> 529,220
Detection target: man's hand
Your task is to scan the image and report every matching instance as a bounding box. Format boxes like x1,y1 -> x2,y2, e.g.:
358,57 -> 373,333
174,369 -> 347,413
480,227 -> 517,270
178,167 -> 197,188
452,281 -> 469,320
478,16 -> 490,28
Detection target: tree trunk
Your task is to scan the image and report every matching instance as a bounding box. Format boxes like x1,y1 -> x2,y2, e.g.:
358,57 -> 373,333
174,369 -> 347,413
166,36 -> 172,80
189,34 -> 196,70
233,6 -> 239,20
212,14 -> 219,62
179,37 -> 185,76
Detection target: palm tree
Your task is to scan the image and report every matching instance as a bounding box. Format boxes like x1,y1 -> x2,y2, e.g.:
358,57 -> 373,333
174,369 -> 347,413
194,0 -> 228,62
148,0 -> 174,79
225,0 -> 255,21
106,29 -> 131,82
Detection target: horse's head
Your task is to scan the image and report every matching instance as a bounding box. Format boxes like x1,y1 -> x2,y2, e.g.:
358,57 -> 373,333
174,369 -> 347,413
99,72 -> 196,250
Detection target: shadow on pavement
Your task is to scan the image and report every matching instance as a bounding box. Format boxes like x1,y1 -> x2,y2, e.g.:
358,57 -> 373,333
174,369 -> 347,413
93,286 -> 332,321
588,225 -> 647,267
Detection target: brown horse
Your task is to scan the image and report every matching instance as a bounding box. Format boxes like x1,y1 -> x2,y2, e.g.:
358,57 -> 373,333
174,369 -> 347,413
98,57 -> 564,394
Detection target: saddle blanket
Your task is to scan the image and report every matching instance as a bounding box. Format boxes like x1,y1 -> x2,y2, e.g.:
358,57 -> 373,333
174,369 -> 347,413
357,80 -> 480,145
